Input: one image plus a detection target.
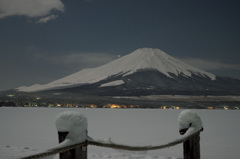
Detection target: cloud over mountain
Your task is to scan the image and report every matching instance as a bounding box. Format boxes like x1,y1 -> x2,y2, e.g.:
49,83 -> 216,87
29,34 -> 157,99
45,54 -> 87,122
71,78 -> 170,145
0,0 -> 64,23
181,58 -> 240,71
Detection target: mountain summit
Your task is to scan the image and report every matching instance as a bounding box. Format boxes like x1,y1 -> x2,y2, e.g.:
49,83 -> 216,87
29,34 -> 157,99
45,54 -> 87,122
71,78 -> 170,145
17,48 -> 240,95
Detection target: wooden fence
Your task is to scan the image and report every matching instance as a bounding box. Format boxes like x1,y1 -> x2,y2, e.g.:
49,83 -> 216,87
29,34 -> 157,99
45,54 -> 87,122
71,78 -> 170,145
58,130 -> 202,159
20,110 -> 203,159
20,127 -> 203,159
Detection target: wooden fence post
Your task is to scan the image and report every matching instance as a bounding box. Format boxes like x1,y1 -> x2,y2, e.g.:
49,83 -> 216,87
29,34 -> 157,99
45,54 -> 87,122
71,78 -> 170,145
55,111 -> 88,159
58,131 -> 87,159
183,132 -> 200,159
178,110 -> 203,159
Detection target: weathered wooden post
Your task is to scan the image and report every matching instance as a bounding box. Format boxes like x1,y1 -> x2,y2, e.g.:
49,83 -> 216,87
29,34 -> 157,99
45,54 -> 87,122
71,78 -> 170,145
178,110 -> 203,159
183,132 -> 201,159
56,111 -> 88,159
58,131 -> 87,159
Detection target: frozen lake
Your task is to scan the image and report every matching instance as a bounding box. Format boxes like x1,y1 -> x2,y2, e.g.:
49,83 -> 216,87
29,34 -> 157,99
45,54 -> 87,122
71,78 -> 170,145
0,107 -> 239,159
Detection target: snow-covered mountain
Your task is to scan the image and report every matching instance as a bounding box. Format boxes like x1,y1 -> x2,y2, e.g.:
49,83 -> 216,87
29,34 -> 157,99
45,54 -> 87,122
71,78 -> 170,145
17,48 -> 240,95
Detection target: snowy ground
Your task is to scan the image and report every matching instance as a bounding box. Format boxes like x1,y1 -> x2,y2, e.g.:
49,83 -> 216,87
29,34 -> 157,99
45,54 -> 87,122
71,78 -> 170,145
0,107 -> 240,159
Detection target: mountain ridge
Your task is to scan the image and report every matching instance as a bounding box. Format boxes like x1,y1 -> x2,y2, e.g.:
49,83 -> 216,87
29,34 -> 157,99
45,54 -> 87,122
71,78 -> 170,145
17,48 -> 217,93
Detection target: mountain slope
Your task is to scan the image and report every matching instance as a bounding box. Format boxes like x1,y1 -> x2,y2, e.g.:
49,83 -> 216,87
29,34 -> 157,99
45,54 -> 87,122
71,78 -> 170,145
17,48 -> 217,93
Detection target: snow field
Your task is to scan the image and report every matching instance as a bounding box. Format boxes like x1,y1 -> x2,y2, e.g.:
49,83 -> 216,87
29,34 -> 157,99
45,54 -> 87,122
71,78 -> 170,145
0,108 -> 240,159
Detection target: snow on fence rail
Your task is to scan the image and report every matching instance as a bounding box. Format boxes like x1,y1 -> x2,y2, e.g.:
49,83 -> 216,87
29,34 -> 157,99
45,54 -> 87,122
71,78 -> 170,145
20,110 -> 203,159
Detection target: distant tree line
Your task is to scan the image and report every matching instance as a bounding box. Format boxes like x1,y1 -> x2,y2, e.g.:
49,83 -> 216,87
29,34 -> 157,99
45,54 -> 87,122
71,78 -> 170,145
0,102 -> 16,107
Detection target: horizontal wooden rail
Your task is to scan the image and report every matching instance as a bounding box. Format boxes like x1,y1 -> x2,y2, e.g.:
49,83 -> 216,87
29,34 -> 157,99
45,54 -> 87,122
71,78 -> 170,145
20,129 -> 202,159
20,110 -> 203,159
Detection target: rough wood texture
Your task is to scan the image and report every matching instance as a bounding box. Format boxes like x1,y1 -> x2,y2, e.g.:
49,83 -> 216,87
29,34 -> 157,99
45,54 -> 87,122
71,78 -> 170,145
58,131 -> 87,159
183,132 -> 200,159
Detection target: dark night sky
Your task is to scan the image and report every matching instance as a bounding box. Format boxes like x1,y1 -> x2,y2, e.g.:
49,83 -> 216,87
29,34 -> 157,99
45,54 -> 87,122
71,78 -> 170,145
0,0 -> 240,91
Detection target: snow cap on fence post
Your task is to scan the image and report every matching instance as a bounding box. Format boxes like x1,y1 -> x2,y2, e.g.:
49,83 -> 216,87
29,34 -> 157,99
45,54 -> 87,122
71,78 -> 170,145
178,110 -> 203,136
55,111 -> 88,142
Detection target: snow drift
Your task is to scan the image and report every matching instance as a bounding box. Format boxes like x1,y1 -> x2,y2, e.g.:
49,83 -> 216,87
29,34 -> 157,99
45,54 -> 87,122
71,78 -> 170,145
55,111 -> 87,143
178,110 -> 203,136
